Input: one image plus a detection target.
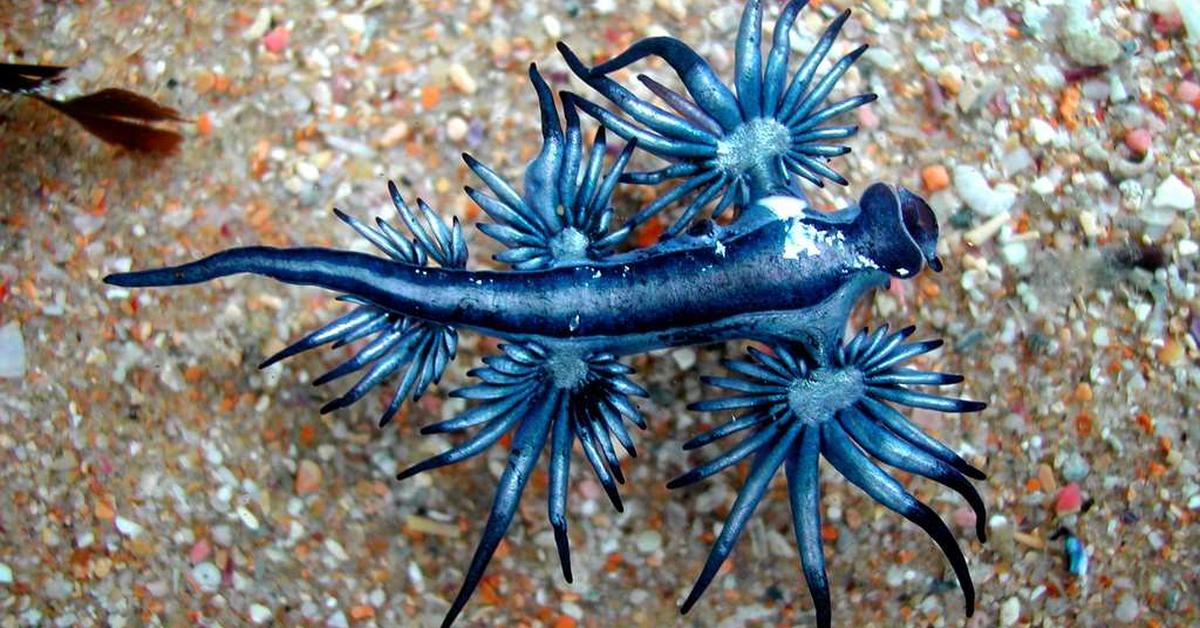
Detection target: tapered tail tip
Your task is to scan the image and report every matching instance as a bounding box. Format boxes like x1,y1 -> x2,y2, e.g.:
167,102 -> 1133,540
103,272 -> 138,287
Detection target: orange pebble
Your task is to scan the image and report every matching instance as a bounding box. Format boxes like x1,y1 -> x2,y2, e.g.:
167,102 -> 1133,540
920,164 -> 950,192
421,85 -> 441,109
196,112 -> 213,136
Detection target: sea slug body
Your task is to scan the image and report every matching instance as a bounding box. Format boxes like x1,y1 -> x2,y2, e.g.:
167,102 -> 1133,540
105,2 -> 987,626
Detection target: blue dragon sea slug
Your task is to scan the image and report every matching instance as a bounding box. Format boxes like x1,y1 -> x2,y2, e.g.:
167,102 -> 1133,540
105,1 -> 988,625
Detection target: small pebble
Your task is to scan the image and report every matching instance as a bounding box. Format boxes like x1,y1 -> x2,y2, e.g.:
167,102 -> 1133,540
952,506 -> 977,530
448,63 -> 478,95
671,347 -> 697,370
1055,483 -> 1083,514
1061,453 -> 1090,482
1124,128 -> 1152,157
249,604 -> 272,624
1177,80 -> 1200,105
0,321 -> 26,379
655,0 -> 687,21
244,8 -> 271,40
1028,118 -> 1056,145
954,165 -> 1017,216
1180,0 -> 1200,44
1000,596 -> 1020,626
1114,594 -> 1139,622
446,117 -> 469,142
295,459 -> 323,495
325,538 -> 350,562
1152,175 -> 1196,211
296,161 -> 320,183
379,121 -> 410,147
1000,241 -> 1028,267
115,516 -> 143,538
189,539 -> 211,563
542,14 -> 563,39
921,164 -> 950,192
0,562 -> 12,585
192,562 -> 222,593
263,26 -> 289,54
635,530 -> 662,554
1062,0 -> 1122,65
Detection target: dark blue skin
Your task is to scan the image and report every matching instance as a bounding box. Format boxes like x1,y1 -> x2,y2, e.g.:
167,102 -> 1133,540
107,183 -> 930,356
105,2 -> 987,626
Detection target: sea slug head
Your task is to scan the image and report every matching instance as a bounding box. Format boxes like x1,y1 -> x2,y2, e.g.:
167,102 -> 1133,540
756,184 -> 942,279
842,183 -> 943,279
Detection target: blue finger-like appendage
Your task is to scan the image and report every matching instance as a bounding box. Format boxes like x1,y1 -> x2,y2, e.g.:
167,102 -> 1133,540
574,125 -> 607,224
857,397 -> 985,480
734,0 -> 764,119
796,144 -> 852,158
785,424 -> 830,628
625,169 -> 721,228
463,153 -> 550,233
594,398 -> 637,456
319,331 -> 422,413
439,389 -> 557,628
862,338 -> 942,373
575,409 -> 624,511
259,306 -> 378,369
822,422 -> 975,616
421,384 -> 534,434
867,386 -> 988,414
778,9 -> 850,119
682,409 -> 772,451
465,186 -> 543,237
784,151 -> 848,186
701,375 -> 781,395
762,0 -> 807,117
860,326 -> 917,369
588,138 -> 637,216
524,64 -> 565,229
866,369 -> 964,387
666,176 -> 729,237
721,357 -> 793,387
559,99 -> 584,215
396,396 -> 528,481
602,393 -> 646,430
548,394 -> 574,582
667,422 -> 783,489
689,392 -> 786,413
620,162 -> 702,185
636,74 -> 724,137
334,208 -> 407,262
783,45 -> 869,128
312,326 -> 405,386
559,43 -> 719,145
679,420 -> 804,614
587,37 -> 742,131
791,93 -> 878,135
840,406 -> 987,542
567,92 -> 716,158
